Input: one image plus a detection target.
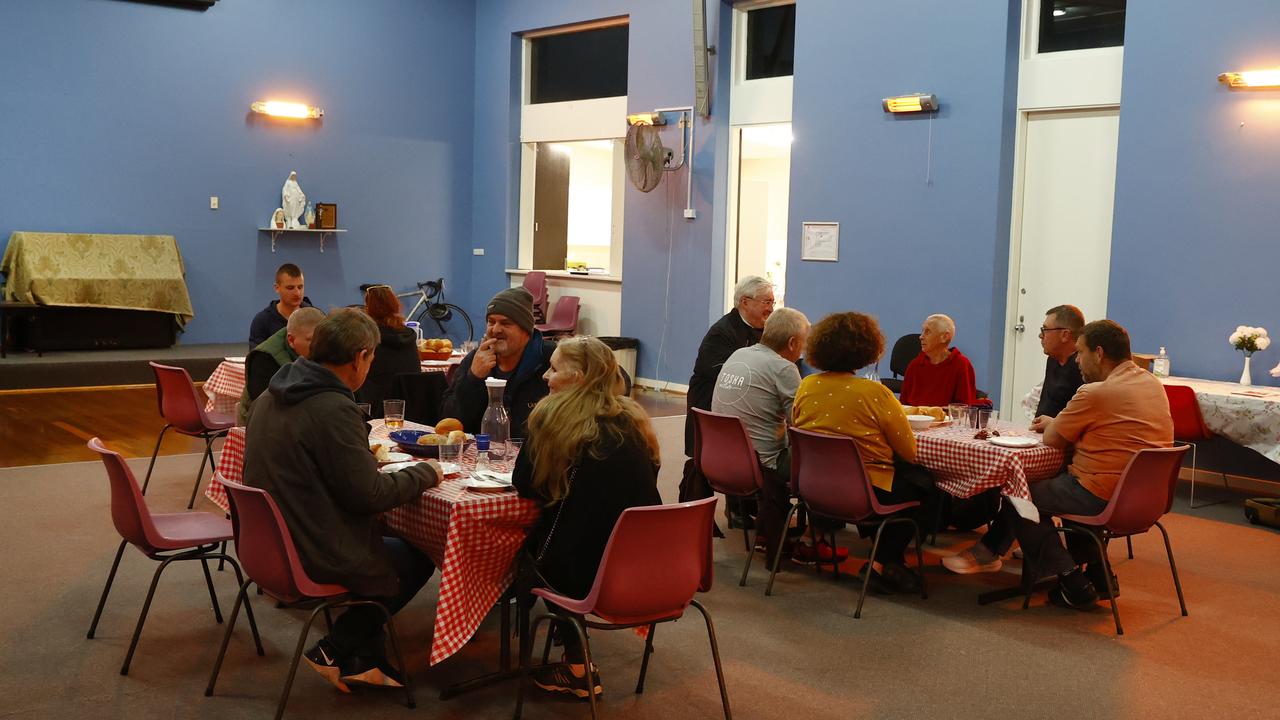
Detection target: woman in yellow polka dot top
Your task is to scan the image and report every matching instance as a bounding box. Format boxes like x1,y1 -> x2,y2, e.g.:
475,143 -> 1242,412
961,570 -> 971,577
792,311 -> 932,594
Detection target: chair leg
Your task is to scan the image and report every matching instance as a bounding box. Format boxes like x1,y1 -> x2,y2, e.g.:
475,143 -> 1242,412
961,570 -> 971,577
690,599 -> 732,720
379,606 -> 418,710
739,527 -> 758,587
88,539 -> 128,639
1155,521 -> 1189,617
218,539 -> 226,572
910,519 -> 928,600
635,623 -> 657,694
855,521 -> 889,619
829,529 -> 841,581
564,615 -> 599,720
275,602 -> 334,720
205,578 -> 253,697
219,555 -> 263,655
200,558 -> 224,624
188,436 -> 215,509
1073,528 -> 1123,635
121,555 -> 180,675
323,608 -> 334,632
1126,536 -> 1134,560
140,424 -> 171,495
765,503 -> 800,596
540,623 -> 554,664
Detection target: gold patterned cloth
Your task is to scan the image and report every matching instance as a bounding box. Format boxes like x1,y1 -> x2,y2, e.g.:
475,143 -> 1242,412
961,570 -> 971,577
1,232 -> 194,328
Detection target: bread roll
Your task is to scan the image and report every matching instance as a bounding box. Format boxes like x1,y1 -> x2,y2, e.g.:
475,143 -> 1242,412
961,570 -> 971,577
446,430 -> 467,445
416,433 -> 448,446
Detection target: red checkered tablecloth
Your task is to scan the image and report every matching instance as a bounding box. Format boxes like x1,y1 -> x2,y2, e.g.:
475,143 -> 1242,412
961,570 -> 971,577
208,420 -> 538,667
913,420 -> 1065,502
203,360 -> 245,417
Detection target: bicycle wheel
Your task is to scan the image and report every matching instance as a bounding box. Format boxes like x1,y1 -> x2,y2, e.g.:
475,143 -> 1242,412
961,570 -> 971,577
412,302 -> 474,346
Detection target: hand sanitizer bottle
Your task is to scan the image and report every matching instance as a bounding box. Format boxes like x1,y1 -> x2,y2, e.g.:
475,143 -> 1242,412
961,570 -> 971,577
1153,347 -> 1170,378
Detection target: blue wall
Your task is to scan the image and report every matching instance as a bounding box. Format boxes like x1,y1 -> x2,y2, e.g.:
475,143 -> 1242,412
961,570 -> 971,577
785,1 -> 1020,398
0,0 -> 476,345
1111,0 -> 1280,385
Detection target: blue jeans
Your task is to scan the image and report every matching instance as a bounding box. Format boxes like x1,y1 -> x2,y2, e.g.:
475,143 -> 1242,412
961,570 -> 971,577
327,537 -> 435,659
980,471 -> 1109,577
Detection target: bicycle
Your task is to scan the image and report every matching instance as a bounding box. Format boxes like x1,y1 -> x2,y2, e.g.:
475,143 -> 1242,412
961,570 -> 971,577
360,278 -> 474,345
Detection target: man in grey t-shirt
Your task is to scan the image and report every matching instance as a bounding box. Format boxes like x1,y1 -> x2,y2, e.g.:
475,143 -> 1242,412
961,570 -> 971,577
712,307 -> 809,558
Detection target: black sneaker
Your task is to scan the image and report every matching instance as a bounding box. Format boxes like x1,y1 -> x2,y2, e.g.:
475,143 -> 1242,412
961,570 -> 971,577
341,656 -> 406,688
726,511 -> 755,530
856,564 -> 893,595
1084,564 -> 1120,599
1049,569 -> 1100,610
878,562 -> 923,594
532,662 -> 603,699
303,640 -> 352,693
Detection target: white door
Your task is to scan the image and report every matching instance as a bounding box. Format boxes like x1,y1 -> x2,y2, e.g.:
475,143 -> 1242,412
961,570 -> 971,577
1005,108 -> 1119,416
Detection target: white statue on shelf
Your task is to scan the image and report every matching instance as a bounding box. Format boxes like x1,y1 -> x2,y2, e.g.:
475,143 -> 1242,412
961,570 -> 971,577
281,171 -> 306,230
270,208 -> 286,229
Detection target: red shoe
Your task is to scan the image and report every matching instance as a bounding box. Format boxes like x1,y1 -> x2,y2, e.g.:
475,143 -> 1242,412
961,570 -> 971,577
792,540 -> 849,563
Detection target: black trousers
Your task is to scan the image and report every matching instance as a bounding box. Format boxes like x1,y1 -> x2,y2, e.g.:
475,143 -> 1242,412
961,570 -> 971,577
326,537 -> 435,659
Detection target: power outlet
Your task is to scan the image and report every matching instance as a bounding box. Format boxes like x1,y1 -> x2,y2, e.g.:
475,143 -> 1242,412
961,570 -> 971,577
683,208 -> 697,219
209,196 -> 219,210
472,248 -> 485,256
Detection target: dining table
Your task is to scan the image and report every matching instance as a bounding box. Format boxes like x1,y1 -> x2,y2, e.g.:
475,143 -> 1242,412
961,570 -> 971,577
208,419 -> 540,667
1160,375 -> 1280,465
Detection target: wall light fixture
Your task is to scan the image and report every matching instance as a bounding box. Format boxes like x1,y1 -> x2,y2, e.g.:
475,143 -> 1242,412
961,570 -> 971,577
882,93 -> 938,113
250,101 -> 324,119
1218,69 -> 1280,89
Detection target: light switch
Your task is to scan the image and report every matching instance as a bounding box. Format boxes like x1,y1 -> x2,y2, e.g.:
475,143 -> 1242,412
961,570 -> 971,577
473,248 -> 485,256
209,196 -> 219,210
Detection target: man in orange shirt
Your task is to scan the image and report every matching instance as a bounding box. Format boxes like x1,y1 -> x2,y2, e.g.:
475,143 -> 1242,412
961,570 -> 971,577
943,320 -> 1172,608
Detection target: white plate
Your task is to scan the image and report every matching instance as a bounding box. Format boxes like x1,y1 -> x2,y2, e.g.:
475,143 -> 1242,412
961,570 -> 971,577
381,452 -> 412,464
989,435 -> 1040,448
463,475 -> 513,492
380,460 -> 425,473
224,356 -> 246,363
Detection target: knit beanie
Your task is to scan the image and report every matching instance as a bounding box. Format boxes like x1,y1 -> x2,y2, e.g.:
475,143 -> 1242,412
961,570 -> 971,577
486,287 -> 536,334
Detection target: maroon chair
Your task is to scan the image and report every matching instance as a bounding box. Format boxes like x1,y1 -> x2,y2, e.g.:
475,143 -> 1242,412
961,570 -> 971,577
514,497 -> 730,720
1025,445 -> 1190,636
781,428 -> 927,617
206,479 -> 415,719
1164,384 -> 1226,510
142,362 -> 235,508
85,438 -> 261,675
534,295 -> 580,337
691,408 -> 766,586
522,271 -> 549,324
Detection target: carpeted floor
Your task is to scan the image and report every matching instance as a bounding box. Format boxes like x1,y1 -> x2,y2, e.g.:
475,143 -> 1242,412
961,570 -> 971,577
1,416 -> 1277,719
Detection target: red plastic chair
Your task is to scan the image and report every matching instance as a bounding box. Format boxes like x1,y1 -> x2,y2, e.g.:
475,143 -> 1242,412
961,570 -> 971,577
691,408 -> 766,586
142,362 -> 235,508
1164,384 -> 1227,509
781,428 -> 928,617
1025,446 -> 1190,636
534,295 -> 580,337
205,479 -> 415,719
522,271 -> 549,324
85,437 -> 261,675
514,497 -> 729,720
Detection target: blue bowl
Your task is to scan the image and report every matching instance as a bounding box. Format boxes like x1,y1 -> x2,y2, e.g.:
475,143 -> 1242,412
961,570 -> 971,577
388,429 -> 439,458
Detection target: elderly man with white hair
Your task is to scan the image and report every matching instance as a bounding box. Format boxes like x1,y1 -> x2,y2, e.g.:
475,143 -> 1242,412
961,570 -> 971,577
680,275 -> 776,529
899,313 -> 978,407
712,307 -> 809,560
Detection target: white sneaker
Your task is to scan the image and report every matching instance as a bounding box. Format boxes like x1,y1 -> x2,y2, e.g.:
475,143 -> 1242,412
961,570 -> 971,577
942,549 -> 1002,575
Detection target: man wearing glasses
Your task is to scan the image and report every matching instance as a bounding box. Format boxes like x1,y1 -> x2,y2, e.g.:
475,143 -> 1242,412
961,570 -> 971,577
1030,305 -> 1086,431
680,276 -> 775,529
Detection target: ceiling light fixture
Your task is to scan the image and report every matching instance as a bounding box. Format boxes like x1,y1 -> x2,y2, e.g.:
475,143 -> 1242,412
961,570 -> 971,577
250,101 -> 324,119
1218,69 -> 1280,89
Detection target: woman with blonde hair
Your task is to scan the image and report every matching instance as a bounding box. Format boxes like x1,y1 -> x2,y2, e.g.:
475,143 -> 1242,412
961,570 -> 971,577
355,284 -> 420,416
513,336 -> 661,700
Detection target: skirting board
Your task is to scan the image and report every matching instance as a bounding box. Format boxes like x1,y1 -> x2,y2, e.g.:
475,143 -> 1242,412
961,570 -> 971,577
636,377 -> 689,394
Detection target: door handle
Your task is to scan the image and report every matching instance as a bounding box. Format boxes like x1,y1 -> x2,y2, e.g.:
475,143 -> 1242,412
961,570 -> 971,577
1014,322 -> 1026,333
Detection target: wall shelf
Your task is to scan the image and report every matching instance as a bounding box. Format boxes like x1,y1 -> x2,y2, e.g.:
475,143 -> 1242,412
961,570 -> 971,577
258,227 -> 347,253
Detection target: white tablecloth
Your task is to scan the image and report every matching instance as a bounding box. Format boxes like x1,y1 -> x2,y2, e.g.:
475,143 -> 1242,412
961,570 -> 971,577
1162,376 -> 1280,464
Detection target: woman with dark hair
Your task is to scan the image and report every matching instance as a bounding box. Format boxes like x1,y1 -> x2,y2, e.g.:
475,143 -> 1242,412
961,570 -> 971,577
513,336 -> 662,700
355,285 -> 421,416
792,311 -> 931,594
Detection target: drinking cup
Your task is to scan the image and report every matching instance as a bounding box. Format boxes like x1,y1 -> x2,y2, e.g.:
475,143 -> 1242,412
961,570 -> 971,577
383,399 -> 405,429
437,443 -> 462,469
505,438 -> 524,470
356,403 -> 372,421
971,408 -> 993,429
948,403 -> 968,426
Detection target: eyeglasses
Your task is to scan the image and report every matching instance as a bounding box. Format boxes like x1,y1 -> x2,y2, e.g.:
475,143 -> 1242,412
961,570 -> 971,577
751,296 -> 776,308
365,284 -> 392,293
1038,326 -> 1070,336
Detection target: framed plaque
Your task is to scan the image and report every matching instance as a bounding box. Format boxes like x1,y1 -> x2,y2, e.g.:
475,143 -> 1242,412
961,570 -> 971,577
801,222 -> 839,262
315,203 -> 338,230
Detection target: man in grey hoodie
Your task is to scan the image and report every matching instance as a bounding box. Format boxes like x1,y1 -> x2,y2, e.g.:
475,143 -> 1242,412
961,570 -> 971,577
244,308 -> 439,691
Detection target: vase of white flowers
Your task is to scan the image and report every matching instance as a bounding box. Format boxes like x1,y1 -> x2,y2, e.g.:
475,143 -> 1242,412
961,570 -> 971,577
1229,326 -> 1269,386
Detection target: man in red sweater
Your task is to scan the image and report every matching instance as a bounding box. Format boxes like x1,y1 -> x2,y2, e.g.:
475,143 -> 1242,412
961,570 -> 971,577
899,313 -> 977,406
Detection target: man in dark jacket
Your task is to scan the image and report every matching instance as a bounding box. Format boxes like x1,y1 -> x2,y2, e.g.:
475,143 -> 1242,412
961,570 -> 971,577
248,262 -> 315,347
681,276 -> 774,527
441,287 -> 554,437
244,308 -> 439,691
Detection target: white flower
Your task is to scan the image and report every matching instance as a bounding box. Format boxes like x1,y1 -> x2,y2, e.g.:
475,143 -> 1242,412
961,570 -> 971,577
1259,328 -> 1270,338
1237,325 -> 1249,334
1230,332 -> 1242,345
1258,336 -> 1271,350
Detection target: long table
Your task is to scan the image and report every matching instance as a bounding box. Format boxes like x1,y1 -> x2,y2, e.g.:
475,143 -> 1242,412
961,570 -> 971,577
209,421 -> 539,666
1161,375 -> 1280,465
